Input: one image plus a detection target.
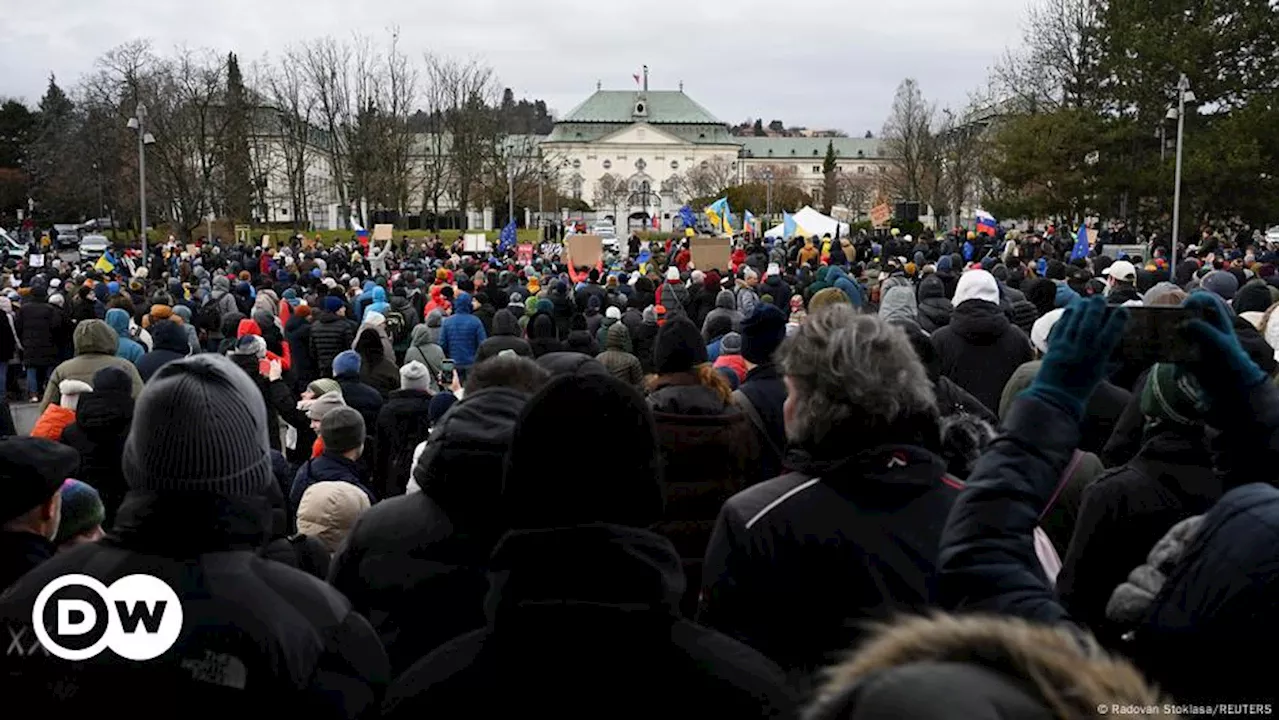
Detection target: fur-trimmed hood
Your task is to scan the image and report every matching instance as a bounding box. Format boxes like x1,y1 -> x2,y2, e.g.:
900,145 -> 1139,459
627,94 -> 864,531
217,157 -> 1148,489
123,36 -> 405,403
805,614 -> 1166,720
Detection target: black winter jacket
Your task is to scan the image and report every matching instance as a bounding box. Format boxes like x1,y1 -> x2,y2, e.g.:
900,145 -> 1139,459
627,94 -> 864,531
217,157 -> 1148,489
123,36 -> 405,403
14,297 -> 63,366
0,492 -> 389,716
930,300 -> 1033,413
59,385 -> 134,527
383,524 -> 796,718
310,311 -> 355,378
1057,427 -> 1220,642
372,388 -> 434,497
330,387 -> 527,676
915,275 -> 952,333
700,445 -> 961,687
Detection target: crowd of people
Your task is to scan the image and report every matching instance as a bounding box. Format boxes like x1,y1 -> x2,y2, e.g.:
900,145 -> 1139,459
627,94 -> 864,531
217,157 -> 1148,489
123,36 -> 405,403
0,224 -> 1276,717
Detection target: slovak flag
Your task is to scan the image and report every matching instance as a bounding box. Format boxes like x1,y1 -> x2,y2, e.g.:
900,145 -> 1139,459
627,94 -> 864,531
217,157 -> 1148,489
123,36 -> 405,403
975,209 -> 998,236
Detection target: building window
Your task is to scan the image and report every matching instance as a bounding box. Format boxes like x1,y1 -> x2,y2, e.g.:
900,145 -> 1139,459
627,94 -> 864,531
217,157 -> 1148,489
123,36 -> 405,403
858,166 -> 866,174
603,159 -> 612,170
572,159 -> 581,169
617,155 -> 627,160
586,155 -> 596,160
700,160 -> 709,168
879,166 -> 887,174
812,165 -> 821,174
670,160 -> 679,170
812,189 -> 823,204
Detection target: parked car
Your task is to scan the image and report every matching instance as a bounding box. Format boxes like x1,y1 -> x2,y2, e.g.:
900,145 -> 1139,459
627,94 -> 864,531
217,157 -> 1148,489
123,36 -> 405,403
0,228 -> 28,260
79,234 -> 111,258
591,223 -> 619,247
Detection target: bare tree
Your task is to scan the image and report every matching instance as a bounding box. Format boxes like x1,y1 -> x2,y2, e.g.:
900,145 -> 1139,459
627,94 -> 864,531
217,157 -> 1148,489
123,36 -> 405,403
833,172 -> 877,217
257,50 -> 314,228
301,37 -> 353,224
427,54 -> 500,229
933,106 -> 989,230
593,173 -> 627,222
383,29 -> 418,224
992,0 -> 1099,111
881,78 -> 936,205
683,156 -> 737,198
418,53 -> 453,229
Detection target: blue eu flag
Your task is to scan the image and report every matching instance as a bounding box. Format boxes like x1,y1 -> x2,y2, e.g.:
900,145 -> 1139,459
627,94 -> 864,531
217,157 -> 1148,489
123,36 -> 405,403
1070,223 -> 1090,261
499,219 -> 517,253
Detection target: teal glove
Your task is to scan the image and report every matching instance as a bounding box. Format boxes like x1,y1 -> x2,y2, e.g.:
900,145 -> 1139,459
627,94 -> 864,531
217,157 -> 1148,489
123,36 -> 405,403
1023,296 -> 1128,421
1179,291 -> 1267,428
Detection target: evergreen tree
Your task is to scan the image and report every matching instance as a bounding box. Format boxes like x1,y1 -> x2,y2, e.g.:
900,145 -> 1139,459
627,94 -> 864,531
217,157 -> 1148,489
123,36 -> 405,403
821,140 -> 838,214
223,53 -> 253,223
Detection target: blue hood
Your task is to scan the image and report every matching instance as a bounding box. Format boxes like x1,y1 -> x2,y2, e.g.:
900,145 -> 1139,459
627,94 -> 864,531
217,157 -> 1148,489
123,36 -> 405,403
105,308 -> 131,337
454,292 -> 474,315
371,286 -> 387,303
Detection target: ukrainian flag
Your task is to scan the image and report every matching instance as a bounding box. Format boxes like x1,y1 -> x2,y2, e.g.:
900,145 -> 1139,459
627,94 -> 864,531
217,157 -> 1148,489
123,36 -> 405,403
94,251 -> 115,273
705,197 -> 730,235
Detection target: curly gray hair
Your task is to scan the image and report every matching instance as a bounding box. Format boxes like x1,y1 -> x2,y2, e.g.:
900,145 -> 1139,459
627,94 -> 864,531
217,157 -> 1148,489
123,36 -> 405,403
778,304 -> 937,453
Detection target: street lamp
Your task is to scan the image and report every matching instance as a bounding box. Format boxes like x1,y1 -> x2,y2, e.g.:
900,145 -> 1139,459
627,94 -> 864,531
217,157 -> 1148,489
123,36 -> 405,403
127,104 -> 156,266
1166,74 -> 1194,272
763,169 -> 774,225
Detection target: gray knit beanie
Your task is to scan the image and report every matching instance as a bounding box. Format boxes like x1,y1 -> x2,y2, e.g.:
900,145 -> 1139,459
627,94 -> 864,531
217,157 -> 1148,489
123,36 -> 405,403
320,406 -> 365,454
307,390 -> 347,421
400,360 -> 431,391
122,354 -> 272,496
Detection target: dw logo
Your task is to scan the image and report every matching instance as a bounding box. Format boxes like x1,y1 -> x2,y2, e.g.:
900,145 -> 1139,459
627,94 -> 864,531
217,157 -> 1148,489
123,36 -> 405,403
31,574 -> 183,661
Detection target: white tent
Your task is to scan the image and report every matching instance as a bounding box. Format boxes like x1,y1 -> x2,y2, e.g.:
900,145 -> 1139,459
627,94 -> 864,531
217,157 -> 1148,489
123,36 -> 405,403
764,206 -> 850,239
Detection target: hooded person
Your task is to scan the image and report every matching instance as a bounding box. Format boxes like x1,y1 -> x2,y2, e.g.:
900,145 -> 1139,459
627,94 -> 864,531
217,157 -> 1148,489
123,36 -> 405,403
330,355 -> 551,676
595,320 -> 643,387
29,379 -> 91,441
381,373 -> 796,719
354,327 -> 400,397
701,289 -> 743,343
438,292 -> 487,373
930,270 -> 1034,413
916,274 -> 955,334
0,355 -> 390,710
295,481 -> 371,554
878,285 -> 919,326
59,366 -> 136,528
105,307 -> 145,365
136,319 -> 191,382
475,308 -> 533,363
403,323 -> 446,390
0,437 -> 80,591
805,614 -> 1170,720
38,319 -> 144,413
526,313 -> 563,358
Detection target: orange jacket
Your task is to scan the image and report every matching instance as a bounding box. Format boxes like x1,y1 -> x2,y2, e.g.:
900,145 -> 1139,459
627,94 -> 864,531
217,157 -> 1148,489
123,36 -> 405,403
236,318 -> 292,371
31,405 -> 76,442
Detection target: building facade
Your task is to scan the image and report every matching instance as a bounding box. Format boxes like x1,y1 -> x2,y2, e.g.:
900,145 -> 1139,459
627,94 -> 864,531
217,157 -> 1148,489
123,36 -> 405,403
249,82 -> 892,231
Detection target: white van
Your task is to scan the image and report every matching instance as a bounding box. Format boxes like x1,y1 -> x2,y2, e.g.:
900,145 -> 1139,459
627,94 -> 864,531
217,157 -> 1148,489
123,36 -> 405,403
0,228 -> 28,260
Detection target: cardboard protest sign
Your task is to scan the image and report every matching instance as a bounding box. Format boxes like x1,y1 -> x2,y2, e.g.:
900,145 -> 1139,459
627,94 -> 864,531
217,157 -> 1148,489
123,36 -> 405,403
27,253 -> 44,268
302,235 -> 317,250
261,234 -> 272,249
516,243 -> 534,265
185,244 -> 199,257
870,204 -> 892,228
373,224 -> 394,242
565,234 -> 602,269
462,233 -> 489,254
689,236 -> 731,272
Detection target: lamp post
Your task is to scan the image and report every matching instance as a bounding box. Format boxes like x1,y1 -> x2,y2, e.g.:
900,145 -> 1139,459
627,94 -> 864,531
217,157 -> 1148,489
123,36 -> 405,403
91,162 -> 103,221
1166,74 -> 1194,273
127,104 -> 155,267
763,168 -> 774,225
506,154 -> 515,230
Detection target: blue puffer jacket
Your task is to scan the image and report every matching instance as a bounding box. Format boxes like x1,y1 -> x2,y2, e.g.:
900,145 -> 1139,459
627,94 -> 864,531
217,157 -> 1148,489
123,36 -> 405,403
105,308 -> 144,365
438,293 -> 487,369
825,267 -> 864,308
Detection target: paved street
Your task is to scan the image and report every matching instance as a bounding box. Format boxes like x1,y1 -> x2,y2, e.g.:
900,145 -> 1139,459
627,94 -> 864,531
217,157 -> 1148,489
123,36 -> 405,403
9,402 -> 39,435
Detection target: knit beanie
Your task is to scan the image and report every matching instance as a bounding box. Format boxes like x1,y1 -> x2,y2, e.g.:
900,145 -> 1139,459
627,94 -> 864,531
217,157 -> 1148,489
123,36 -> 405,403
122,354 -> 273,496
320,406 -> 365,454
323,296 -> 345,313
332,350 -> 362,376
231,334 -> 267,359
1030,308 -> 1065,355
54,479 -> 105,545
400,360 -> 431,391
428,392 -> 458,425
739,303 -> 787,364
720,332 -> 743,355
307,378 -> 342,397
653,317 -> 708,373
503,373 -> 663,530
307,390 -> 347,421
1201,270 -> 1239,300
1233,279 -> 1273,315
1140,363 -> 1207,426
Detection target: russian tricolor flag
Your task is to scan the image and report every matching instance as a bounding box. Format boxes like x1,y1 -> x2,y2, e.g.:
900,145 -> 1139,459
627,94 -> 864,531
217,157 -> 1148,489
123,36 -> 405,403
975,209 -> 998,236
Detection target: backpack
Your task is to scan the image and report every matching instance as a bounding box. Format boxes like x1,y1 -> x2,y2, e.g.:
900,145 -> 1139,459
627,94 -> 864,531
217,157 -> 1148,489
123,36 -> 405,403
197,300 -> 222,333
385,309 -> 408,346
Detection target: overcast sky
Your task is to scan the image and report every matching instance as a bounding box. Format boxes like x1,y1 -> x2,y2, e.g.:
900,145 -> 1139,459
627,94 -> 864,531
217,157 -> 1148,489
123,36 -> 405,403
3,0 -> 1030,133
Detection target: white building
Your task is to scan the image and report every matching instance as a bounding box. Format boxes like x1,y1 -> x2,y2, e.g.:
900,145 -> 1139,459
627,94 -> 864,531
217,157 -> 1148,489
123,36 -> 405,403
247,80 -> 893,231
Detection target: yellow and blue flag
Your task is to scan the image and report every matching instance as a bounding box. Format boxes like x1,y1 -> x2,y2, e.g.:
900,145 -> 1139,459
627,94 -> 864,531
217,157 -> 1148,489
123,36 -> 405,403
94,250 -> 115,274
705,197 -> 730,234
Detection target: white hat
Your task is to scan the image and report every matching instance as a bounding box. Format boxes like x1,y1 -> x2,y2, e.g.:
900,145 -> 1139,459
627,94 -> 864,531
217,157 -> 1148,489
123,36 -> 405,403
666,267 -> 679,281
766,263 -> 780,278
1105,260 -> 1137,282
606,306 -> 621,320
1031,309 -> 1066,354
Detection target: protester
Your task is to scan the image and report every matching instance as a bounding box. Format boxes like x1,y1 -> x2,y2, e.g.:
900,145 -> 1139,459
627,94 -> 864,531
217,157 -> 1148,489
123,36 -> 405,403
38,319 -> 143,412
700,304 -> 959,690
291,406 -> 376,508
295,480 -> 371,553
371,361 -> 435,497
0,355 -> 389,710
14,285 -> 63,401
931,269 -> 1035,412
53,478 -> 106,550
0,437 -> 80,591
59,366 -> 135,527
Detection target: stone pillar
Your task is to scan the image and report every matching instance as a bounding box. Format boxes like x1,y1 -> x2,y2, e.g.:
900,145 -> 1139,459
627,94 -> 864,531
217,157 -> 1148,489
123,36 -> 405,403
482,207 -> 494,231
